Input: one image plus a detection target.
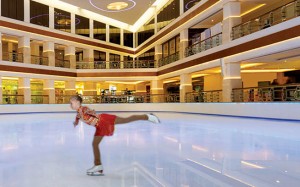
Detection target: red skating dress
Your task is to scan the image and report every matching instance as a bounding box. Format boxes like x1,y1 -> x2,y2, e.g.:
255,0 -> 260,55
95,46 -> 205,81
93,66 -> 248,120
74,106 -> 117,136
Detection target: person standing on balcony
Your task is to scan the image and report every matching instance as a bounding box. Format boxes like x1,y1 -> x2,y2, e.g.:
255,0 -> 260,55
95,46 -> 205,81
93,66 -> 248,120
69,95 -> 160,176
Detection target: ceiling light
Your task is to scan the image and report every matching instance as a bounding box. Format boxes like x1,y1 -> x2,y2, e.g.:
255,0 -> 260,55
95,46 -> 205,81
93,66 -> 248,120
89,0 -> 136,12
240,4 -> 266,17
107,2 -> 129,10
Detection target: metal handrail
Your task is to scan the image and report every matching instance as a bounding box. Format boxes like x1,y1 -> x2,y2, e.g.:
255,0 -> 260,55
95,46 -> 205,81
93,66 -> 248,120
76,60 -> 157,69
2,52 -> 23,63
232,0 -> 300,40
31,55 -> 49,66
185,32 -> 222,57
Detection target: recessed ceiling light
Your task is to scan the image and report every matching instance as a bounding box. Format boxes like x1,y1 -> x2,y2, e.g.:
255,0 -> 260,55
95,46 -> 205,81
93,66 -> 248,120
89,0 -> 136,12
107,2 -> 128,10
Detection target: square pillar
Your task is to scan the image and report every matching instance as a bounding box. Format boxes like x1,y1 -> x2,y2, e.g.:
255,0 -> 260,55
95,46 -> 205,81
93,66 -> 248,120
49,7 -> 55,29
18,36 -> 31,64
180,29 -> 188,59
106,52 -> 110,69
120,55 -> 124,69
71,13 -> 76,34
43,41 -> 55,66
180,73 -> 192,102
222,1 -> 241,44
65,80 -> 77,96
90,19 -> 94,39
155,45 -> 162,67
24,0 -> 30,23
43,80 -> 55,104
0,77 -> 2,104
18,78 -> 31,104
83,48 -> 94,62
221,59 -> 242,102
65,46 -> 75,69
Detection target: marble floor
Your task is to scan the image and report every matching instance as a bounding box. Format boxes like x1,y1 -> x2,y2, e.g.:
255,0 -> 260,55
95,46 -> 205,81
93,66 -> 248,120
0,112 -> 300,187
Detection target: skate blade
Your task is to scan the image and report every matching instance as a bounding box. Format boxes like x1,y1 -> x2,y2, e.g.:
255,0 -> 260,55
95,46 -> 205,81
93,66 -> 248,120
87,172 -> 104,176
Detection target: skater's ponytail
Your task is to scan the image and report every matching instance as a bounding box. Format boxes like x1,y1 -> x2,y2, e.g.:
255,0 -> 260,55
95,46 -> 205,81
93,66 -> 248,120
70,95 -> 83,104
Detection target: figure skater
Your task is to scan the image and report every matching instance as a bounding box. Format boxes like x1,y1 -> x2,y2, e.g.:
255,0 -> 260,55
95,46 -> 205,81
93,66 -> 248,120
69,95 -> 160,176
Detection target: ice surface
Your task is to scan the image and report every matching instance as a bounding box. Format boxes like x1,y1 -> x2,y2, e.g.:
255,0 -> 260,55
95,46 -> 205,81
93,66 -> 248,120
1,112 -> 300,187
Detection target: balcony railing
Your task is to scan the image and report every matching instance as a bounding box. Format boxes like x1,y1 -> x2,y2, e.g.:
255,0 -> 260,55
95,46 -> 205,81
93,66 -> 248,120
186,90 -> 223,103
185,33 -> 222,57
231,84 -> 300,102
31,55 -> 48,66
76,60 -> 156,69
31,95 -> 49,104
232,0 -> 300,40
55,59 -> 70,68
158,52 -> 179,67
2,52 -> 23,63
2,95 -> 24,104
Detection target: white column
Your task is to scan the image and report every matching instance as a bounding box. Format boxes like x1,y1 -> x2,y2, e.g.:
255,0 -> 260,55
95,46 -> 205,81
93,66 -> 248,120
65,46 -> 76,69
221,58 -> 242,102
222,1 -> 241,44
106,24 -> 110,43
120,29 -> 124,46
49,7 -> 55,29
43,79 -> 55,104
133,32 -> 136,48
0,77 -> 2,104
90,19 -> 94,39
0,33 -> 2,62
180,73 -> 192,102
180,0 -> 184,15
120,55 -> 124,69
83,48 -> 94,62
151,80 -> 163,95
18,36 -> 31,64
18,78 -> 31,104
155,44 -> 162,67
106,52 -> 110,69
24,0 -> 30,23
154,7 -> 158,34
71,13 -> 76,34
65,80 -> 76,96
180,29 -> 188,59
43,41 -> 55,66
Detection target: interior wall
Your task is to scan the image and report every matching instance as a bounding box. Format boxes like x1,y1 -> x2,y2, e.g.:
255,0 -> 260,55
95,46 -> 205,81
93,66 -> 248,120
241,72 -> 277,87
204,74 -> 222,91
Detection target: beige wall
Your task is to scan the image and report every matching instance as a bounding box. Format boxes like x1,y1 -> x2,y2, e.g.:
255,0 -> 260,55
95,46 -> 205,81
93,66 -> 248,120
204,74 -> 222,91
241,72 -> 277,88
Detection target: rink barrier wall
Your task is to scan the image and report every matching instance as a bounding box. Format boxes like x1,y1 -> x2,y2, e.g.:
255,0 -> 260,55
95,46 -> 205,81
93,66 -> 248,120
0,103 -> 299,121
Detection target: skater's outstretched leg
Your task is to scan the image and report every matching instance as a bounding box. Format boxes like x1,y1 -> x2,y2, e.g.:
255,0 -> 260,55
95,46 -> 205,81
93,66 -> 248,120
115,114 -> 159,124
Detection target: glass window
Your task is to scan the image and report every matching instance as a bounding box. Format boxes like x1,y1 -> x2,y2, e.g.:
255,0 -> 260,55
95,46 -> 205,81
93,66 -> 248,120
137,17 -> 155,46
94,20 -> 106,41
138,48 -> 154,60
75,15 -> 89,37
157,0 -> 180,31
1,0 -> 24,21
124,29 -> 133,48
109,53 -> 120,61
184,0 -> 201,12
30,0 -> 49,27
109,26 -> 120,45
54,8 -> 71,33
94,50 -> 106,61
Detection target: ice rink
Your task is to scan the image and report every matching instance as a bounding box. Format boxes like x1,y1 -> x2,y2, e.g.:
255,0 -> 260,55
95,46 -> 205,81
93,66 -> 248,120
1,112 -> 300,187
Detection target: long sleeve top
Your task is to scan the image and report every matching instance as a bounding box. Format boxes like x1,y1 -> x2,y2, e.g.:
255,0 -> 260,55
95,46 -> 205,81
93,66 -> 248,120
74,106 -> 99,126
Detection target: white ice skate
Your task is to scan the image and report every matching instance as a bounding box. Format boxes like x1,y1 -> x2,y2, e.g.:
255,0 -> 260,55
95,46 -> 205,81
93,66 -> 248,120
86,165 -> 104,176
147,113 -> 160,124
